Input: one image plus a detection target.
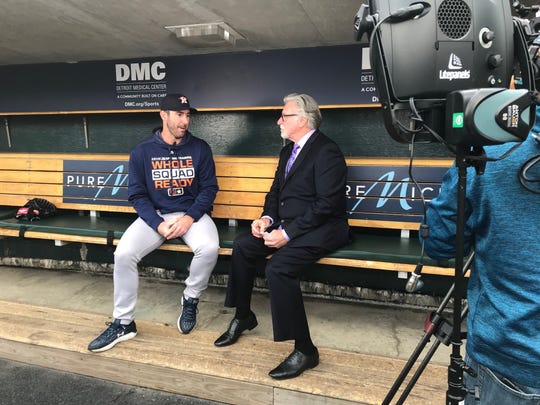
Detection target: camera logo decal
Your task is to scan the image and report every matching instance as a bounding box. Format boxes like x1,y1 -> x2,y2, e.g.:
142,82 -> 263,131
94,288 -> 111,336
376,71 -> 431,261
440,53 -> 471,81
448,53 -> 463,70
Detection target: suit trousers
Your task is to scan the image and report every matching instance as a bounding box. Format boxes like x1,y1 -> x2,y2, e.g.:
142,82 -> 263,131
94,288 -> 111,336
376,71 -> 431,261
113,212 -> 219,322
225,231 -> 329,342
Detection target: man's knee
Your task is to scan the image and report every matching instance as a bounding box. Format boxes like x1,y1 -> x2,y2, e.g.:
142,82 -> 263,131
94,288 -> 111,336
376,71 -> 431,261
194,239 -> 220,258
265,254 -> 310,280
114,244 -> 137,266
233,232 -> 253,249
232,232 -> 262,258
265,260 -> 291,281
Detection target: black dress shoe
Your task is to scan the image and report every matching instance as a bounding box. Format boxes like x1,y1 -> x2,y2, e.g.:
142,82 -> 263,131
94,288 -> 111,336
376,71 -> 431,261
214,313 -> 258,347
268,348 -> 319,380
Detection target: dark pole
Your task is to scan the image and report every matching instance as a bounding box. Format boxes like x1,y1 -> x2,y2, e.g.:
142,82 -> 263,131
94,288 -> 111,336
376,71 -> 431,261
445,146 -> 469,404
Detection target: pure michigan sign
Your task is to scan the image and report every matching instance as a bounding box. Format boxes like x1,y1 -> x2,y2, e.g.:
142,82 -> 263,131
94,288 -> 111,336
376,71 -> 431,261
63,159 -> 448,222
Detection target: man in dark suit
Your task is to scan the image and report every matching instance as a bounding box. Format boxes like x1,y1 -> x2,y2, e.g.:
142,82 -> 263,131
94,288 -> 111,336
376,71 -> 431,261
214,93 -> 349,379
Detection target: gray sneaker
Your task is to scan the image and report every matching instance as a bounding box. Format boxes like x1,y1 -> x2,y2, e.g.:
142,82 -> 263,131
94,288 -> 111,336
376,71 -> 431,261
178,295 -> 199,334
88,319 -> 137,352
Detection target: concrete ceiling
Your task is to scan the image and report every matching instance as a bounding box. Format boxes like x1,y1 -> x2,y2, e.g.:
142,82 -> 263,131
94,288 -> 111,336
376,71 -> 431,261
0,0 -> 363,66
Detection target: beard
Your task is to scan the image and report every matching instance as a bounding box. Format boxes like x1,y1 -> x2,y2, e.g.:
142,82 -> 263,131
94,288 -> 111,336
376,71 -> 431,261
167,123 -> 187,141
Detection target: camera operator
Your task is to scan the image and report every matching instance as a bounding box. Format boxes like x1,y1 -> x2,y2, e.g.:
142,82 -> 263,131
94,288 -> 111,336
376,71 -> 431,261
422,107 -> 540,402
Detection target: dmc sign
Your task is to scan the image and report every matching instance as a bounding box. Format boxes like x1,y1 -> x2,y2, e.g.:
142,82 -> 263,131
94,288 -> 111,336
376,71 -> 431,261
115,61 -> 166,82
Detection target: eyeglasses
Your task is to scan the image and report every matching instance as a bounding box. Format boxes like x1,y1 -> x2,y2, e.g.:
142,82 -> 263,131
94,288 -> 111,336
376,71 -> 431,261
280,113 -> 299,120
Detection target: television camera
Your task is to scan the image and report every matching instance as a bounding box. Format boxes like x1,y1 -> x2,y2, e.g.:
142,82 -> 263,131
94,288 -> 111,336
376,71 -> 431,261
354,0 -> 540,148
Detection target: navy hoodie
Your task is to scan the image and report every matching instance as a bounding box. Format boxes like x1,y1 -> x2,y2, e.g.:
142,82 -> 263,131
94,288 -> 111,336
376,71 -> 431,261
128,128 -> 218,231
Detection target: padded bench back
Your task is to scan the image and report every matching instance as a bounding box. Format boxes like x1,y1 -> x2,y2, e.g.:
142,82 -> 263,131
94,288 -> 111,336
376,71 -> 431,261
0,153 -> 453,229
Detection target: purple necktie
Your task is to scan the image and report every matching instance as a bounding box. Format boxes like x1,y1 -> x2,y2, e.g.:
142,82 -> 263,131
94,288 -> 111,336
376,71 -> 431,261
285,143 -> 300,177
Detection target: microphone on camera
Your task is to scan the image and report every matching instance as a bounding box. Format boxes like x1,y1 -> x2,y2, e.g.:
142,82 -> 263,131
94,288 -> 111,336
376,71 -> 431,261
405,263 -> 424,293
406,223 -> 430,292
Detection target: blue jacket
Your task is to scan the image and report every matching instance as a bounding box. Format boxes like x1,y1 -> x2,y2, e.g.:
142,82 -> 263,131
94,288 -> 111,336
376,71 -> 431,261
423,132 -> 540,387
128,128 -> 218,231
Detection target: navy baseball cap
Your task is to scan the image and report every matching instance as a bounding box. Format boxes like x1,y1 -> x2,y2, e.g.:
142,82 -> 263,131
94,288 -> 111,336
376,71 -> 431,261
160,93 -> 197,112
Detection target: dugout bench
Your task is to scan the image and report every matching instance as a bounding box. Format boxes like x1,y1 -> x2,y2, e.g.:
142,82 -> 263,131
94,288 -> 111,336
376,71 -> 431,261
0,153 -> 455,277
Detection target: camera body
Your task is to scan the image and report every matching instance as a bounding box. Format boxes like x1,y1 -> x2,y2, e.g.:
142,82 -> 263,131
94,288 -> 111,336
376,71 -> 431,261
355,0 -> 537,146
372,0 -> 514,101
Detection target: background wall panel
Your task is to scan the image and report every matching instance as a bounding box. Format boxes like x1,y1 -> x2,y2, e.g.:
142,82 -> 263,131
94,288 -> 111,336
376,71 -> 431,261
0,109 -> 451,157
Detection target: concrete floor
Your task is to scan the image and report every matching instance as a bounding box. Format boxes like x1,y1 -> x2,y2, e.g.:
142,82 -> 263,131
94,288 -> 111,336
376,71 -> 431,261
0,264 -> 454,366
0,357 -> 223,405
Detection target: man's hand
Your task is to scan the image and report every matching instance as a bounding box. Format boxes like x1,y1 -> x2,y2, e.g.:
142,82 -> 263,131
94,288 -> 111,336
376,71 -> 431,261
158,215 -> 195,240
251,217 -> 271,238
263,229 -> 288,249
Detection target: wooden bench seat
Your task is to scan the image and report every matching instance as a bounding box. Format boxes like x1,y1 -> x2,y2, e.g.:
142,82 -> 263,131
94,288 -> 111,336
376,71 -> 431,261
0,153 -> 455,277
0,299 -> 448,404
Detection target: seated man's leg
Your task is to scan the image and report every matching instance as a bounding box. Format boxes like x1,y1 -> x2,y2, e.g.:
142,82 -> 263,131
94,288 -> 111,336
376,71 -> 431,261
214,232 -> 273,347
177,213 -> 220,333
88,217 -> 164,352
265,245 -> 327,343
113,217 -> 165,322
225,231 -> 274,313
180,213 -> 219,299
265,245 -> 329,379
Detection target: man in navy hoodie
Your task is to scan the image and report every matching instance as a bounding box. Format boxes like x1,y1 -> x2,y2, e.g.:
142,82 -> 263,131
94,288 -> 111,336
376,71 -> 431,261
88,94 -> 219,352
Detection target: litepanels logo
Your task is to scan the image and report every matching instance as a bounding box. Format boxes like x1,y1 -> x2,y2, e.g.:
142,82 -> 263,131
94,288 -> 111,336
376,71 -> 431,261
439,53 -> 471,81
448,53 -> 463,70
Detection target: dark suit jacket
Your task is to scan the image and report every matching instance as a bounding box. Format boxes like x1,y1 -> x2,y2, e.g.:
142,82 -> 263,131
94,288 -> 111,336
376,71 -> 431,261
263,130 -> 349,251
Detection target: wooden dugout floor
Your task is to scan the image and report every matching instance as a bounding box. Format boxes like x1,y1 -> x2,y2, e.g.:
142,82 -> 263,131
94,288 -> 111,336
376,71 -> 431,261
0,300 -> 447,404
